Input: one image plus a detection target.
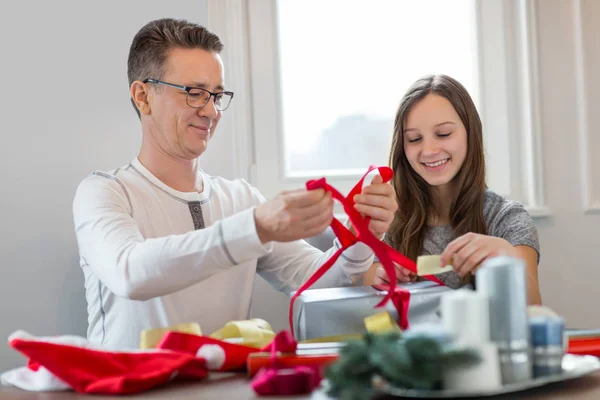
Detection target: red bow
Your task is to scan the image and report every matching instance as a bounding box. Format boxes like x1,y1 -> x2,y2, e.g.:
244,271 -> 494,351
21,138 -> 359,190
289,166 -> 444,334
250,331 -> 322,396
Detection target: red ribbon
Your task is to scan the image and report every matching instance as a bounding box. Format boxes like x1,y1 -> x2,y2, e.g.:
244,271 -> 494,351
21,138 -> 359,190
250,331 -> 322,396
289,166 -> 444,335
372,283 -> 412,330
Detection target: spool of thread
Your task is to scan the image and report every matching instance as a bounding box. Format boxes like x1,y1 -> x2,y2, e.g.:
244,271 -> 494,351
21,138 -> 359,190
440,289 -> 502,391
530,316 -> 565,377
476,256 -> 532,385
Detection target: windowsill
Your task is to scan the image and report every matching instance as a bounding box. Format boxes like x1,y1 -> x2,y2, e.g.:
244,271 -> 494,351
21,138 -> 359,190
584,202 -> 600,215
525,205 -> 552,218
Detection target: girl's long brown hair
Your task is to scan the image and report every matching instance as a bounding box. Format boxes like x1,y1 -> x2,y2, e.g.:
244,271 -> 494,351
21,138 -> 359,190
387,75 -> 487,267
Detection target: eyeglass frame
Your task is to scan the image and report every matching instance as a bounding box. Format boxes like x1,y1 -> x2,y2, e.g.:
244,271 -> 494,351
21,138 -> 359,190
142,78 -> 234,111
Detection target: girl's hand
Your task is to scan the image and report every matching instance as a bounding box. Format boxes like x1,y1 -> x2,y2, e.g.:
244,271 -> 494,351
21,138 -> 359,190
440,233 -> 517,277
372,262 -> 417,285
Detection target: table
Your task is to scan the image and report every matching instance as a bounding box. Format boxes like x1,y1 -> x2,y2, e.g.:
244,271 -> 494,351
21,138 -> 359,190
2,372 -> 600,400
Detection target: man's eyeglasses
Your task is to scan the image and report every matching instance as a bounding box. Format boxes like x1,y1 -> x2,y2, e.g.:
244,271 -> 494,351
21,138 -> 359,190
143,79 -> 234,111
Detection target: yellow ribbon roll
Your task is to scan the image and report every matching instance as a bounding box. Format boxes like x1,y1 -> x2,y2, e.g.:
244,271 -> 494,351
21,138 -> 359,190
209,318 -> 275,348
140,319 -> 275,349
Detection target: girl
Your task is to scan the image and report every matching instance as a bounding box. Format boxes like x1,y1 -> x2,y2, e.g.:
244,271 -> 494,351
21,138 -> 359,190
364,74 -> 542,304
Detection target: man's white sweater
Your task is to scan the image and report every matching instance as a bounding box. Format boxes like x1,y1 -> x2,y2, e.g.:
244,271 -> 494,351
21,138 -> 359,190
72,158 -> 373,349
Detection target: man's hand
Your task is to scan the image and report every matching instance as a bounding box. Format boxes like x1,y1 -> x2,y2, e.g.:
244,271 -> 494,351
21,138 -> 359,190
254,189 -> 333,244
352,174 -> 398,239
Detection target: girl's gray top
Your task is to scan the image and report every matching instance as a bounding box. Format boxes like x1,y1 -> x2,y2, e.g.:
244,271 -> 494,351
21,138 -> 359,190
380,190 -> 540,289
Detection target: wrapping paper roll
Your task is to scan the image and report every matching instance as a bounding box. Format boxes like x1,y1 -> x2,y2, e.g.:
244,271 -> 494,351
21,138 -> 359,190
476,256 -> 532,384
530,316 -> 565,377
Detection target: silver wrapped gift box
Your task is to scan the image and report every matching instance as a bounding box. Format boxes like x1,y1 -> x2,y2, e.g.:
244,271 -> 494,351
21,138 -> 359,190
292,281 -> 456,341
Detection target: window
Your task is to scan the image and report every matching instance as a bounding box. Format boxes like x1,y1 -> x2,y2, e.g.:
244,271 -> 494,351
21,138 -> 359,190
277,0 -> 479,180
210,0 -> 549,216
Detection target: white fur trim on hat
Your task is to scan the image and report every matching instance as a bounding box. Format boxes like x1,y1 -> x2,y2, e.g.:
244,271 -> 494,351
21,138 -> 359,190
196,344 -> 225,370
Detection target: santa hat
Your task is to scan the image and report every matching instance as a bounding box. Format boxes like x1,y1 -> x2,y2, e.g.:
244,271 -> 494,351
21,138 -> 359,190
0,330 -> 232,394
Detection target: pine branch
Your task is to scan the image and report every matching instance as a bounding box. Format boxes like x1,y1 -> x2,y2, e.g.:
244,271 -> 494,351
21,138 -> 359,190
325,331 -> 481,398
440,344 -> 481,368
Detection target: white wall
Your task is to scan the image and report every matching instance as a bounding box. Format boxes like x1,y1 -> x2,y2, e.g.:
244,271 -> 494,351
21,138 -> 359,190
0,1 -> 207,371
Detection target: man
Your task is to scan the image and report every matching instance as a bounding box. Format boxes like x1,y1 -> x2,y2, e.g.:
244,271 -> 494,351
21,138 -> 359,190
73,18 -> 397,349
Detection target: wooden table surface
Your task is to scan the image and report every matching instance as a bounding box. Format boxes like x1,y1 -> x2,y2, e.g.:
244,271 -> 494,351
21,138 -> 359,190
2,371 -> 600,400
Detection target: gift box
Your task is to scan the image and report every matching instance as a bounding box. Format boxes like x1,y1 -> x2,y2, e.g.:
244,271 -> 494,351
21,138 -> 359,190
292,281 -> 456,341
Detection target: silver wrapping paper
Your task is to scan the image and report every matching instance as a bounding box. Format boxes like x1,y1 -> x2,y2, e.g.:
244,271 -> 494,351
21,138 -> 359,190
292,281 -> 454,341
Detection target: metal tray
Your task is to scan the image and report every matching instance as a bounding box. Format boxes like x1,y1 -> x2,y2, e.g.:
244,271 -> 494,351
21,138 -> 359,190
376,354 -> 600,398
